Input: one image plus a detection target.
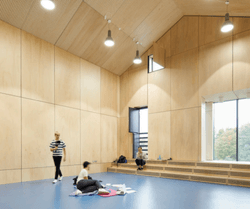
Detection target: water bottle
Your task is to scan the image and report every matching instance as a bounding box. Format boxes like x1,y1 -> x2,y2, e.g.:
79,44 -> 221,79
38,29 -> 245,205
159,155 -> 161,160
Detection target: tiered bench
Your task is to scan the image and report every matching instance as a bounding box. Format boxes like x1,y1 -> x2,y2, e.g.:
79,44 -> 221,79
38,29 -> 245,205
108,159 -> 250,188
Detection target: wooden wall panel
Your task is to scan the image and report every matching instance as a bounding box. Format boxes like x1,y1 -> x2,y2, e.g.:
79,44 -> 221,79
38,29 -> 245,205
22,99 -> 54,168
88,163 -> 111,174
170,16 -> 198,56
0,170 -> 21,185
81,59 -> 100,113
22,31 -> 54,103
148,112 -> 170,160
199,16 -> 232,46
199,37 -> 232,98
101,69 -> 118,117
233,17 -> 250,35
233,30 -> 250,91
148,57 -> 170,113
128,65 -> 148,107
171,48 -> 199,110
171,108 -> 199,161
60,165 -> 81,177
0,20 -> 20,96
81,111 -> 101,163
22,167 -> 54,182
118,117 -> 130,158
55,47 -> 81,109
55,105 -> 81,166
0,94 -> 21,170
100,115 -> 117,163
120,71 -> 129,118
156,31 -> 171,58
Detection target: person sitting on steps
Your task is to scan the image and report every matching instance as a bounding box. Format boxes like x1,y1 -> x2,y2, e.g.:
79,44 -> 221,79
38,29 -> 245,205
75,161 -> 109,195
135,146 -> 147,170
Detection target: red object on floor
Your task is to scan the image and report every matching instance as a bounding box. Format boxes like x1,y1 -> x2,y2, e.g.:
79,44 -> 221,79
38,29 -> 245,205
98,189 -> 117,197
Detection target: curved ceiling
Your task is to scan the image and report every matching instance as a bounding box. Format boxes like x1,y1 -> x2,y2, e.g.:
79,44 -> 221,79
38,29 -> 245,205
0,0 -> 249,75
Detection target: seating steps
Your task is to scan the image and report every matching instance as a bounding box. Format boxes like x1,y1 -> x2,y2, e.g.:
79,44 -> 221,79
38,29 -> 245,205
108,160 -> 250,188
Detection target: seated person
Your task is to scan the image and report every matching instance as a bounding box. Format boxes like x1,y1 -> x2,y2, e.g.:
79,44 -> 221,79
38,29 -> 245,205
135,146 -> 147,170
75,161 -> 109,195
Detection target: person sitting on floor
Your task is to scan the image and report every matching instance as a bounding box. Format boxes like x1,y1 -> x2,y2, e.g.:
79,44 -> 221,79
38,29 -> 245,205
135,146 -> 147,170
75,161 -> 109,195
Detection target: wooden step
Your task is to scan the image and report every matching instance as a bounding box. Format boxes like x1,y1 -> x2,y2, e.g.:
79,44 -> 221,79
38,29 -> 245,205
107,166 -> 250,188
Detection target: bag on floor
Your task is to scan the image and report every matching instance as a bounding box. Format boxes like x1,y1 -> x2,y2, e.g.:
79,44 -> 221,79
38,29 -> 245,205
117,155 -> 127,163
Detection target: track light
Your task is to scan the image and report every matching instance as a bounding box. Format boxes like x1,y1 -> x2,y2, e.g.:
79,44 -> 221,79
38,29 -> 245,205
221,1 -> 234,33
133,42 -> 142,64
41,0 -> 55,10
104,20 -> 114,47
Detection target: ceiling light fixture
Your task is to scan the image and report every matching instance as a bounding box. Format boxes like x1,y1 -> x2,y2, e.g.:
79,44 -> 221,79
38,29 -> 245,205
133,42 -> 142,64
221,0 -> 234,33
104,20 -> 115,47
41,0 -> 55,10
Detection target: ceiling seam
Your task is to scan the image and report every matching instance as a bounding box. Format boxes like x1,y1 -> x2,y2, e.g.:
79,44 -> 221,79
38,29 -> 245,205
20,0 -> 36,29
126,0 -> 164,42
54,2 -> 83,46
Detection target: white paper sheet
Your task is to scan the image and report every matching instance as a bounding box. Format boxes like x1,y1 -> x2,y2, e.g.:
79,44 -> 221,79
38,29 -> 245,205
126,190 -> 136,194
112,184 -> 123,187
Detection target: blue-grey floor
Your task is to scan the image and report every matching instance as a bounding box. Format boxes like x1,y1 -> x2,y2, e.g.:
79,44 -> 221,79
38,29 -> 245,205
0,172 -> 250,209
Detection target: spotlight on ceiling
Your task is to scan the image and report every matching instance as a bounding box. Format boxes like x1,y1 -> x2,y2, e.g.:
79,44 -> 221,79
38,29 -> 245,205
105,30 -> 115,47
221,1 -> 234,33
41,0 -> 55,10
104,20 -> 115,47
133,42 -> 142,64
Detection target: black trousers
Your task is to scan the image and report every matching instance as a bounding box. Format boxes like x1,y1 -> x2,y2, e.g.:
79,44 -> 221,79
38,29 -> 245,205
135,159 -> 146,166
53,156 -> 62,179
77,180 -> 103,193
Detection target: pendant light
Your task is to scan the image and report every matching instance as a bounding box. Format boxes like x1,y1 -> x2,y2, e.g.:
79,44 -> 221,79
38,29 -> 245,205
133,42 -> 142,64
221,0 -> 234,33
104,20 -> 115,47
41,0 -> 55,10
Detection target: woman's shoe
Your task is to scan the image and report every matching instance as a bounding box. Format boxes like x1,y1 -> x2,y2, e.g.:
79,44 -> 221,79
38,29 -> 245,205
52,179 -> 57,184
59,176 -> 63,181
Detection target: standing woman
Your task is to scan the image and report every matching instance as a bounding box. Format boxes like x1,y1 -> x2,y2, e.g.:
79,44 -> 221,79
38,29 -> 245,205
49,131 -> 66,184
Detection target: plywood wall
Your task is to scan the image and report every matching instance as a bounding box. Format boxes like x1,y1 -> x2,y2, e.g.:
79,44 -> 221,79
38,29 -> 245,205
0,20 -> 118,185
118,16 -> 250,161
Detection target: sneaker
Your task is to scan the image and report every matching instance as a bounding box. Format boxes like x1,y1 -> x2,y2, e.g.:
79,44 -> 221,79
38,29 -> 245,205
52,179 -> 57,184
59,176 -> 63,181
75,189 -> 82,196
98,188 -> 109,194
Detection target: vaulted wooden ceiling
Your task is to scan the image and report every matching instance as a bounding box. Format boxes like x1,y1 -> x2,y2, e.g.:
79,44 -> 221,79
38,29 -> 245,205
0,0 -> 249,75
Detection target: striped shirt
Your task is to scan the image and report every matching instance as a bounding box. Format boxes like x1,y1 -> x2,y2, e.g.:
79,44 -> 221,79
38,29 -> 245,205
49,140 -> 66,156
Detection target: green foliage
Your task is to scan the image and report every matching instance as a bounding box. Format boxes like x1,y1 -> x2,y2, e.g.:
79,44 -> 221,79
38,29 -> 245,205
214,123 -> 250,161
239,123 -> 250,161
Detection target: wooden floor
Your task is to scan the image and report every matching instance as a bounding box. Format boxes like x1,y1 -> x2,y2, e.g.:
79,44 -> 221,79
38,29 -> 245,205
108,160 -> 250,188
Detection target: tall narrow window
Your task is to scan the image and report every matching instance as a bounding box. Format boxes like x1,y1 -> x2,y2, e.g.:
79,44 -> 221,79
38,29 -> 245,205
238,99 -> 250,161
213,100 -> 236,161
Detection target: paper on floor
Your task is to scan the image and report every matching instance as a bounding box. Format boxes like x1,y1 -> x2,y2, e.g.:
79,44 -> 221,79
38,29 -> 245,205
112,184 -> 123,187
126,190 -> 136,194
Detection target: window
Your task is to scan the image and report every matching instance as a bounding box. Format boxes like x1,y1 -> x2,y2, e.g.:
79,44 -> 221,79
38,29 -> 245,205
213,98 -> 250,162
213,100 -> 236,161
129,107 -> 148,158
148,54 -> 164,73
238,99 -> 250,161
